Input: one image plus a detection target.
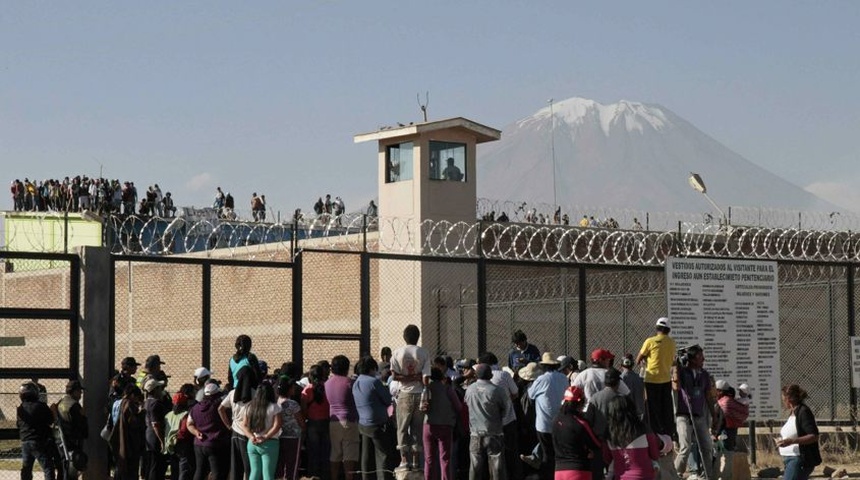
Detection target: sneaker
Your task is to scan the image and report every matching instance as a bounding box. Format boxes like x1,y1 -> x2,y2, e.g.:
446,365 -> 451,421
395,461 -> 410,471
520,453 -> 541,470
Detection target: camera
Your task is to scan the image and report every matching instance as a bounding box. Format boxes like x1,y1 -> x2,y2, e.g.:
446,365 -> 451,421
675,344 -> 702,368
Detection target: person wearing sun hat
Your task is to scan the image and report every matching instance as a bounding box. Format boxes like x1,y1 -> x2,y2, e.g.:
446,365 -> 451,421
636,316 -> 677,438
527,352 -> 569,479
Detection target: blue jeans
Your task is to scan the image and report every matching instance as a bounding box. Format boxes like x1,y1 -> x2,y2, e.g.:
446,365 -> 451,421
21,439 -> 56,480
783,456 -> 814,480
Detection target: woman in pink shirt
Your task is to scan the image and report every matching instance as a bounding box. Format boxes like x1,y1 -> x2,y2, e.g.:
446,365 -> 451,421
603,395 -> 660,480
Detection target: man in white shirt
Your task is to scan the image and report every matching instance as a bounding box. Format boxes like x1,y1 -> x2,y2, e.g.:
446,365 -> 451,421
572,348 -> 630,406
390,324 -> 431,470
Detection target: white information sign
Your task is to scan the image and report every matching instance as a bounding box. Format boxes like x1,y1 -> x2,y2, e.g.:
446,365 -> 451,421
851,337 -> 860,388
666,257 -> 781,421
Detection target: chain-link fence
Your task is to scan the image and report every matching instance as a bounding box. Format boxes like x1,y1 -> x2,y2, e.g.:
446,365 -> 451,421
111,256 -> 294,387
0,252 -> 79,460
1,244 -> 858,471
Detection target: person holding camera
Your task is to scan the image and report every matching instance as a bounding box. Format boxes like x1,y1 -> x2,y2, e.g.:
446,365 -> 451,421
672,345 -> 716,480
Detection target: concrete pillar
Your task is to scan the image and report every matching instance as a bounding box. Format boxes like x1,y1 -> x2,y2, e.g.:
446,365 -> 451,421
79,246 -> 112,480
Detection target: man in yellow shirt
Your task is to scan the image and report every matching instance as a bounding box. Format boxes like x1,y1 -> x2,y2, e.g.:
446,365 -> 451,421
636,317 -> 677,437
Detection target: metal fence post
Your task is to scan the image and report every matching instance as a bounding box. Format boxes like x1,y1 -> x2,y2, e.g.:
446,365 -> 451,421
360,251 -> 370,357
848,265 -> 856,418
202,261 -> 211,369
477,222 -> 487,355
579,266 -> 587,361
292,251 -> 304,372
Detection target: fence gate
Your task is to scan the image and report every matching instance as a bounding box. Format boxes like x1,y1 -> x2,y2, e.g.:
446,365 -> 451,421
0,251 -> 80,441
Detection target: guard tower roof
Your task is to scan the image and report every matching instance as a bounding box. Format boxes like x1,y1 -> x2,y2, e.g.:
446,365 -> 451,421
354,117 -> 501,144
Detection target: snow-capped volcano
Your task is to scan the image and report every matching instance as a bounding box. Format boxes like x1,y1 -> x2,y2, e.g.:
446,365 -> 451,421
477,97 -> 835,213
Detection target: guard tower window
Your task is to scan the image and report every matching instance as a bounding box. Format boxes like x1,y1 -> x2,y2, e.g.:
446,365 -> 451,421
386,142 -> 413,183
429,141 -> 466,182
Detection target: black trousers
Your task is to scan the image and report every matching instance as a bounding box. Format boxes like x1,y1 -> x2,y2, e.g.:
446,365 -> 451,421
358,422 -> 398,480
645,382 -> 676,437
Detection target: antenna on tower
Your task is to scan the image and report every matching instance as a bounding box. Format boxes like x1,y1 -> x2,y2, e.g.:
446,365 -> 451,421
417,92 -> 429,122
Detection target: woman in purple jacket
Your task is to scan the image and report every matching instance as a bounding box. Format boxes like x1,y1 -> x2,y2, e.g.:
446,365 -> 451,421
187,382 -> 231,480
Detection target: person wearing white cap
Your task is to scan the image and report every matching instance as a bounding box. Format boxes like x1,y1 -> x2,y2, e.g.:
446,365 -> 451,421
194,367 -> 212,403
143,377 -> 170,480
714,380 -> 749,480
636,316 -> 677,438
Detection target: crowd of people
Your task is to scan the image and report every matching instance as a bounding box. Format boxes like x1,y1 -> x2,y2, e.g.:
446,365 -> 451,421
9,177 -> 176,218
480,204 -> 645,231
16,323 -> 820,480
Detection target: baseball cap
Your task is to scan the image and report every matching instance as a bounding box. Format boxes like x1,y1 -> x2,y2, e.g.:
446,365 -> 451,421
558,356 -> 574,370
172,392 -> 189,407
65,380 -> 85,394
656,317 -> 670,328
738,383 -> 750,394
563,386 -> 585,403
591,348 -> 615,362
142,378 -> 165,393
715,379 -> 731,391
456,359 -> 476,370
121,356 -> 141,368
621,354 -> 634,368
204,381 -> 221,396
145,355 -> 165,369
194,367 -> 212,379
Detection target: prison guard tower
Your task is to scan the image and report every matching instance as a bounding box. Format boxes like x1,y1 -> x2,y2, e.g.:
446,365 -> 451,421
354,118 -> 501,355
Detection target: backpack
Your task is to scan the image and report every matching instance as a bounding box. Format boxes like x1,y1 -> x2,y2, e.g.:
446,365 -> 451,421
162,411 -> 189,455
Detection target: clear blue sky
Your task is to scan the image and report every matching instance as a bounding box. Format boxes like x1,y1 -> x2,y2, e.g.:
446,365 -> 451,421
3,2 -> 859,216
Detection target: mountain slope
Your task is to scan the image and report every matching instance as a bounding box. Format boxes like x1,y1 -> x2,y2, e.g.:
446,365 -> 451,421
477,97 -> 836,214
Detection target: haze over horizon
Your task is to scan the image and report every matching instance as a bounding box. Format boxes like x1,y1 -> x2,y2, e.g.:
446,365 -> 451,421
3,2 -> 859,216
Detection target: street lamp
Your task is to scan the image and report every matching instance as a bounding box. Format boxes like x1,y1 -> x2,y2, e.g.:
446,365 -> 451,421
548,98 -> 557,208
688,172 -> 727,226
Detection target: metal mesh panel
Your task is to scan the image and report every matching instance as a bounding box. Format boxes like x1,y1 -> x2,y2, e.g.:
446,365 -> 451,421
0,258 -> 72,309
210,264 -> 292,376
302,252 -> 361,334
0,318 -> 70,370
303,339 -> 360,372
371,257 -> 419,360
586,268 -> 665,362
486,265 -> 580,362
778,264 -> 845,420
113,261 -> 203,378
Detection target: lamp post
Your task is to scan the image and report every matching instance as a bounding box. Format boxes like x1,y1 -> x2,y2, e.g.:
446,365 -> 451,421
548,98 -> 557,208
688,172 -> 727,226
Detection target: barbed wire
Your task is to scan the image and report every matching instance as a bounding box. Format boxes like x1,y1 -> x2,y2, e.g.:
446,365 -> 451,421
4,211 -> 860,265
476,198 -> 860,232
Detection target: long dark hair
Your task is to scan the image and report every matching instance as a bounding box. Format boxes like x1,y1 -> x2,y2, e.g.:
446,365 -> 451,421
233,366 -> 254,404
308,365 -> 326,404
234,335 -> 252,361
246,382 -> 276,433
606,395 -> 648,448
